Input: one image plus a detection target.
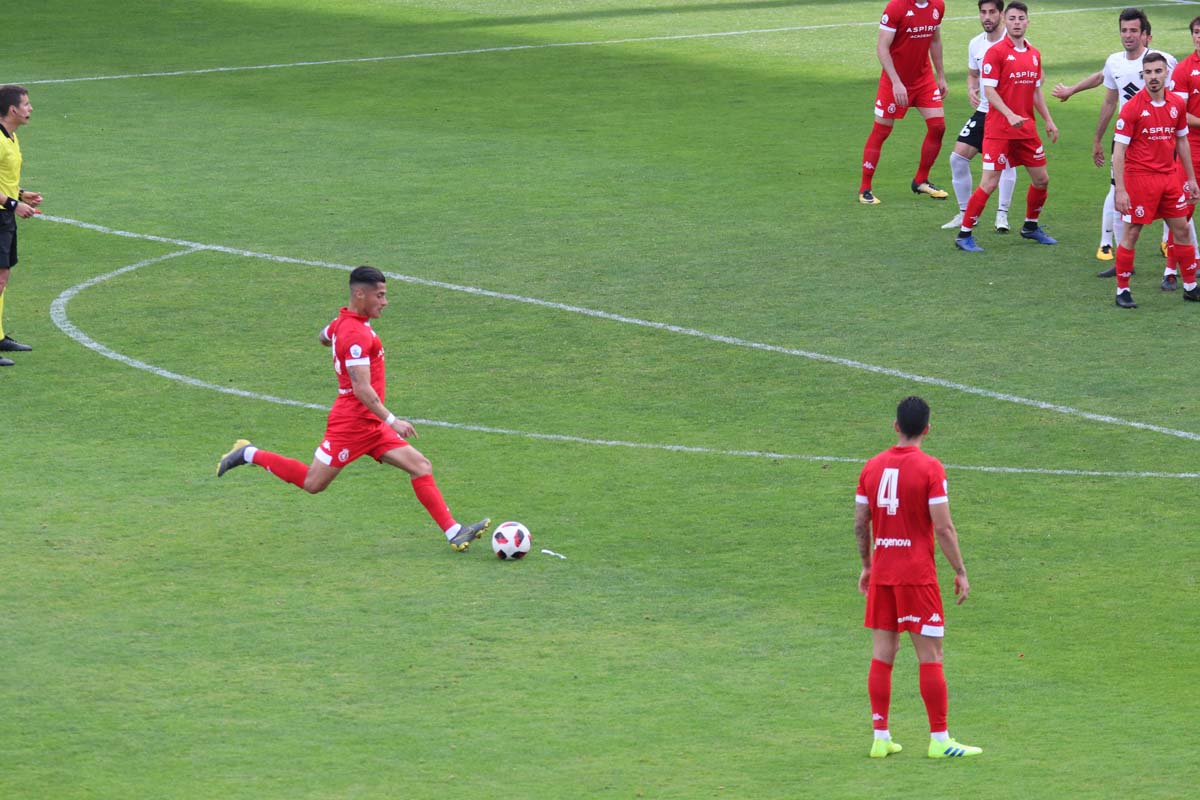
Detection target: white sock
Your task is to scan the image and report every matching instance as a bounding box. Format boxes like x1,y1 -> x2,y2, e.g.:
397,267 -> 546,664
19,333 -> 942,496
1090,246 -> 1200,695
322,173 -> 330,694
931,731 -> 949,742
444,523 -> 462,541
949,152 -> 973,211
997,166 -> 1017,212
1101,188 -> 1115,247
244,446 -> 258,464
1186,282 -> 1198,291
874,730 -> 891,740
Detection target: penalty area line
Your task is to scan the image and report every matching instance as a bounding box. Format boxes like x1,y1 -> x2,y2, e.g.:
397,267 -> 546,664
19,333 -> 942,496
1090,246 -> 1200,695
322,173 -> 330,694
39,213 -> 1200,446
40,214 -> 1200,479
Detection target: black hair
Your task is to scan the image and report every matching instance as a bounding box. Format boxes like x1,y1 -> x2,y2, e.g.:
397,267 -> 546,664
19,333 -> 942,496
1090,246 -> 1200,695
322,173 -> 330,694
979,0 -> 1004,12
1119,7 -> 1150,35
349,265 -> 386,287
1142,51 -> 1168,68
896,396 -> 931,438
0,85 -> 28,118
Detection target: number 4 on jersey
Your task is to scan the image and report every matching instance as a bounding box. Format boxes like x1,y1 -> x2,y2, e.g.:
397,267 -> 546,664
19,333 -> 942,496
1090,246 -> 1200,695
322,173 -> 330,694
877,467 -> 900,515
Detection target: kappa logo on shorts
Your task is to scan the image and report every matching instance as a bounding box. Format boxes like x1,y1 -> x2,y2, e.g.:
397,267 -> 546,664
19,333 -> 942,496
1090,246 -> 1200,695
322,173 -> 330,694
930,613 -> 942,623
322,440 -> 331,450
338,448 -> 350,463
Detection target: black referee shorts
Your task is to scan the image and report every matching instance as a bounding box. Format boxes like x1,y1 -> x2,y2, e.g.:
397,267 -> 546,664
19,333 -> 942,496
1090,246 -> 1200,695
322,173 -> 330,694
0,209 -> 17,269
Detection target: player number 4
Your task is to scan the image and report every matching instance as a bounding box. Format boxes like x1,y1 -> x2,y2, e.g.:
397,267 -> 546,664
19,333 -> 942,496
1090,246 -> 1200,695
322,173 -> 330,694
877,468 -> 900,516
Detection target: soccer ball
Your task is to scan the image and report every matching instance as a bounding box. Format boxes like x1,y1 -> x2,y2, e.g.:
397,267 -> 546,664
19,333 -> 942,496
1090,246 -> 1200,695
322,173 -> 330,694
492,521 -> 532,560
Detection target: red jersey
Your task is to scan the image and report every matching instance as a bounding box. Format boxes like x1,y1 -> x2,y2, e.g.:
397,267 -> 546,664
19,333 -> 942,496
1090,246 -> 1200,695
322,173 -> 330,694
856,445 -> 948,586
878,0 -> 944,86
981,36 -> 1043,140
1172,53 -> 1200,148
324,307 -> 386,426
1115,88 -> 1188,175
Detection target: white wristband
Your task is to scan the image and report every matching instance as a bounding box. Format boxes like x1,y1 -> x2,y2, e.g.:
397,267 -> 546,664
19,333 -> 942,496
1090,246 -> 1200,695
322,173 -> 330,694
385,413 -> 396,425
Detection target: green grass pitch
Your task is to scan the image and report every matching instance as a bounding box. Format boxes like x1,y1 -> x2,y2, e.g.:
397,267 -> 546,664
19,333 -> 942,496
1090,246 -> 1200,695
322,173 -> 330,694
1,1 -> 1198,797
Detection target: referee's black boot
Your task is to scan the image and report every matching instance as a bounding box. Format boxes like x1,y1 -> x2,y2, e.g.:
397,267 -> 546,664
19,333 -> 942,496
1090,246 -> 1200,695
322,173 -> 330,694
0,336 -> 32,352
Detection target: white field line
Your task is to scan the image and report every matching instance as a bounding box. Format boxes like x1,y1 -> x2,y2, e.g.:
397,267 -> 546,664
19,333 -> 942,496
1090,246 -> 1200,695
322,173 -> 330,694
16,3 -> 1199,86
42,214 -> 1200,479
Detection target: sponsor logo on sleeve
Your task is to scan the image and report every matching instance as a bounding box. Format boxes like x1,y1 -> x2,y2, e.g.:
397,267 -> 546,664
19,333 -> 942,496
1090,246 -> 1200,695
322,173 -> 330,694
350,344 -> 363,359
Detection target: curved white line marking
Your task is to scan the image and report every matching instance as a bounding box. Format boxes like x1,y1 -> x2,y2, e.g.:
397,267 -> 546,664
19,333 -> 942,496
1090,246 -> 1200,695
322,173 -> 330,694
45,224 -> 1200,480
41,213 -> 1200,445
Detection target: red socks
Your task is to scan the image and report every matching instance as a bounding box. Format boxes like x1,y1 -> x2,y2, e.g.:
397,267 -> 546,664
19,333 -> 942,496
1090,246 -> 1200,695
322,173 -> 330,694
1172,243 -> 1197,285
919,662 -> 949,734
411,474 -> 456,532
871,659 -> 951,734
1025,185 -> 1048,223
914,117 -> 946,185
1116,245 -> 1136,291
860,122 -> 893,193
962,186 -> 992,232
868,659 -> 893,731
253,450 -> 308,488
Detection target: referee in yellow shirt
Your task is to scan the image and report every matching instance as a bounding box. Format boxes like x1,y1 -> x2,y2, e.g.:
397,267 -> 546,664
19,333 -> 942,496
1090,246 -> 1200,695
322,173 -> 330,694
0,84 -> 42,367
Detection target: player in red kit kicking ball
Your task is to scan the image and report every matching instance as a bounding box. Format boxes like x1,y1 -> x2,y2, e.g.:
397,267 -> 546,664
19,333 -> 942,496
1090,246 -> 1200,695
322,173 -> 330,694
855,396 -> 981,759
954,2 -> 1059,252
858,0 -> 950,204
1111,52 -> 1200,308
216,266 -> 491,551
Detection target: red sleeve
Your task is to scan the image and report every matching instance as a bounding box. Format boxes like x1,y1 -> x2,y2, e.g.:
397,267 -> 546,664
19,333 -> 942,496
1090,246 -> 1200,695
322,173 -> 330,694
927,458 -> 948,504
335,323 -> 375,368
1172,60 -> 1187,91
879,0 -> 905,31
980,45 -> 1002,85
1114,99 -> 1137,143
857,465 -> 871,503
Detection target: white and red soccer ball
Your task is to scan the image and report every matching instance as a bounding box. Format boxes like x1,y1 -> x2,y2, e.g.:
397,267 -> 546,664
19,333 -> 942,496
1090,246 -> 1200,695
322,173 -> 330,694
491,521 -> 532,560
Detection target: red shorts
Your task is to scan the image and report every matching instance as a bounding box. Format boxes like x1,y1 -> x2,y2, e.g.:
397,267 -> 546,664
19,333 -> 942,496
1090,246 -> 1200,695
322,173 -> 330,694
1123,168 -> 1190,225
864,583 -> 946,637
315,418 -> 408,467
874,74 -> 943,120
981,135 -> 1046,170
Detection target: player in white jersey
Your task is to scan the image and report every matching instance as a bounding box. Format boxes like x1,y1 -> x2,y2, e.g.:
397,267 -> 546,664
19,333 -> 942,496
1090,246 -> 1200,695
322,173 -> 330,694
1052,9 -> 1186,277
942,0 -> 1018,233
